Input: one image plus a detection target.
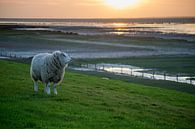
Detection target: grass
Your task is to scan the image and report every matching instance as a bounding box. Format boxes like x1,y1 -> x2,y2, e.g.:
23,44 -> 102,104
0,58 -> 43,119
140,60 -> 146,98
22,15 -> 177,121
71,70 -> 195,94
0,60 -> 195,129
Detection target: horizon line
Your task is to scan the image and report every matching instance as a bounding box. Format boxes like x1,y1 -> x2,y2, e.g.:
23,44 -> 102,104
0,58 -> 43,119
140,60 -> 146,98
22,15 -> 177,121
0,16 -> 195,20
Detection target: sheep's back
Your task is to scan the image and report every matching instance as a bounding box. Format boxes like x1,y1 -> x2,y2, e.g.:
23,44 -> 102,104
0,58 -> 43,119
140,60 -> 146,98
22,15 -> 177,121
30,53 -> 49,81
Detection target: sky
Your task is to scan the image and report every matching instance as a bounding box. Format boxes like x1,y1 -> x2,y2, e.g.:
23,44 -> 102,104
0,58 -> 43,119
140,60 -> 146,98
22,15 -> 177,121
0,0 -> 195,18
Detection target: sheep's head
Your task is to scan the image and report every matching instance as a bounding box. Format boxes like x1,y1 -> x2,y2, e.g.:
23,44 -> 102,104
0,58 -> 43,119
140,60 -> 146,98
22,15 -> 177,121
53,51 -> 72,67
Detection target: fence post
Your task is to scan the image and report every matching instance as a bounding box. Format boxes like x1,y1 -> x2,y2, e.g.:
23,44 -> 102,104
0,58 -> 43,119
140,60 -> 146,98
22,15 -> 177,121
190,75 -> 192,85
153,71 -> 155,79
190,78 -> 192,85
142,71 -> 144,78
164,73 -> 166,80
95,64 -> 97,70
190,77 -> 192,84
130,68 -> 132,76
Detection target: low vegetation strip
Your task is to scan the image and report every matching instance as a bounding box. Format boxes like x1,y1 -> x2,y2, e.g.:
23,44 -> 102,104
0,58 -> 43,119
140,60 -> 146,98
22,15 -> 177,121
0,60 -> 194,129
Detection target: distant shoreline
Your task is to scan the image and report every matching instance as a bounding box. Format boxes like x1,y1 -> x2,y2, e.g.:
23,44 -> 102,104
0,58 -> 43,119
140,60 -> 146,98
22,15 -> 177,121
0,16 -> 195,23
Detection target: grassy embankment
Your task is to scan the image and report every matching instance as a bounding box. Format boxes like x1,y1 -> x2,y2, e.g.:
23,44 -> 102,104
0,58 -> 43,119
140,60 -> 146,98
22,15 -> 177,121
0,60 -> 194,129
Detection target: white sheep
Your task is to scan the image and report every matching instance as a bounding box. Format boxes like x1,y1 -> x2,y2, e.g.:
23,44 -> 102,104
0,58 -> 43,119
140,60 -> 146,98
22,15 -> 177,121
30,51 -> 71,95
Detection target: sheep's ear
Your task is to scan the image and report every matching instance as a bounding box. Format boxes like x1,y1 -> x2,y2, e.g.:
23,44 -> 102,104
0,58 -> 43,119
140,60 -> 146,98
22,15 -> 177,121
52,51 -> 56,55
53,52 -> 58,58
53,51 -> 61,56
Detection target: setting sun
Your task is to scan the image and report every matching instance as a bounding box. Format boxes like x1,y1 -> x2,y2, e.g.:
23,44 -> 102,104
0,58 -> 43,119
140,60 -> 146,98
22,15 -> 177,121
104,0 -> 140,9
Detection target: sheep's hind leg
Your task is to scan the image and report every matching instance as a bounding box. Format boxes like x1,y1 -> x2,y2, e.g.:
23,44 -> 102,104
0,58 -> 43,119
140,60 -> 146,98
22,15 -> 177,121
44,83 -> 51,95
53,83 -> 58,95
33,81 -> 38,92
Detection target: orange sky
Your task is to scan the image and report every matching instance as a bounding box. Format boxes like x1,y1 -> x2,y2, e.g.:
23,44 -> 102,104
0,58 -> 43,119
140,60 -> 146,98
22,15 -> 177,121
0,0 -> 195,18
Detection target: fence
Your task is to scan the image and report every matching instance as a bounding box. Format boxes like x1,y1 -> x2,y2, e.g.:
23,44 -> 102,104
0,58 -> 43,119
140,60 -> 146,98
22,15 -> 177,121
81,64 -> 195,85
1,52 -> 194,85
0,51 -> 27,59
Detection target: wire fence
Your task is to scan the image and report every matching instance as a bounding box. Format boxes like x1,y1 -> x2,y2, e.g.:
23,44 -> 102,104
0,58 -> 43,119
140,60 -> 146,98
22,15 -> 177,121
0,51 -> 28,59
1,51 -> 194,85
81,64 -> 195,85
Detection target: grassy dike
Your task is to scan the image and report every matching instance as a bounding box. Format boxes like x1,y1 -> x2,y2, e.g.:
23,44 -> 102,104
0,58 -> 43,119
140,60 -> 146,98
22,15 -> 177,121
0,60 -> 194,129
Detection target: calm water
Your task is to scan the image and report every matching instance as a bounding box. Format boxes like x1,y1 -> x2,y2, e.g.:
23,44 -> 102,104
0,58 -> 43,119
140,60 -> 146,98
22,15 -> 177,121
1,18 -> 195,41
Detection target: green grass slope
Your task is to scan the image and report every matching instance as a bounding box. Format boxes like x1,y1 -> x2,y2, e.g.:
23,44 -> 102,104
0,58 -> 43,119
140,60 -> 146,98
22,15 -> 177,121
0,60 -> 194,129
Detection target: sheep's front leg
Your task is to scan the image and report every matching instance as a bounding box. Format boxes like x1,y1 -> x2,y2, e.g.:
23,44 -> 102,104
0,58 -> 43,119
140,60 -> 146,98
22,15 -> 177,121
33,81 -> 38,92
44,83 -> 51,95
53,83 -> 58,95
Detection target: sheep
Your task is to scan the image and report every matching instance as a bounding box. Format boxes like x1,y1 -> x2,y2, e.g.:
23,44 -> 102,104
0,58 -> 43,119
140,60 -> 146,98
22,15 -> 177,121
30,51 -> 71,95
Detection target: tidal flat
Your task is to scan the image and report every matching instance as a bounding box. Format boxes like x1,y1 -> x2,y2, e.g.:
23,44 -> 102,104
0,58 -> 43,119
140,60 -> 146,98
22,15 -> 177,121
1,24 -> 195,75
0,24 -> 195,59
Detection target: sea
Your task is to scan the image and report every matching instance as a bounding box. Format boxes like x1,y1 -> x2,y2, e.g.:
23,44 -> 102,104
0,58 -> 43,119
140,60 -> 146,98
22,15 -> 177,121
0,17 -> 195,41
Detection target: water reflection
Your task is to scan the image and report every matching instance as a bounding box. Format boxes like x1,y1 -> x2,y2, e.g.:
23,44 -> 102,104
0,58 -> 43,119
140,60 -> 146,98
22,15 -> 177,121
2,19 -> 195,35
74,63 -> 195,85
